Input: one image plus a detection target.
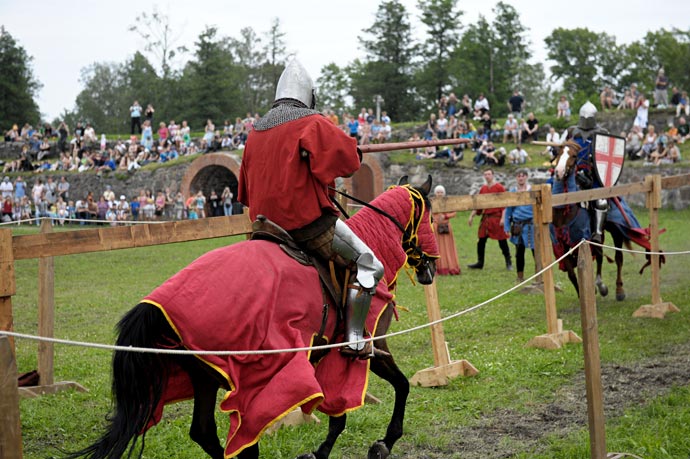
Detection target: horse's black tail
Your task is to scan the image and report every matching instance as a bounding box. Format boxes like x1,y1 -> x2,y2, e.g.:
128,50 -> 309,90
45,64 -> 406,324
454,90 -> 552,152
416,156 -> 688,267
65,302 -> 172,459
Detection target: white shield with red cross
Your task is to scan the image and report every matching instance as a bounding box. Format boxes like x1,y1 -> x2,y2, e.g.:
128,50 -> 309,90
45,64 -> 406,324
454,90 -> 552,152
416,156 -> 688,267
593,133 -> 625,187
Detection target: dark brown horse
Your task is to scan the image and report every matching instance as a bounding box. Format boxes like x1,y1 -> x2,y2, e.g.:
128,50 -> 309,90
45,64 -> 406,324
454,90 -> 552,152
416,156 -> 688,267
66,176 -> 439,459
550,141 -> 647,300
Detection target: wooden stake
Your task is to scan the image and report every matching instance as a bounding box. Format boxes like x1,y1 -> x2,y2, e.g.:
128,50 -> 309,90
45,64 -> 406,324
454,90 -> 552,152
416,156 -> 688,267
577,243 -> 607,459
0,336 -> 23,458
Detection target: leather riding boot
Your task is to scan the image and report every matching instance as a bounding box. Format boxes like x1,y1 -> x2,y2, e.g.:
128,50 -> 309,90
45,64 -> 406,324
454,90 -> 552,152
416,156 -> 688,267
468,239 -> 486,269
341,282 -> 374,359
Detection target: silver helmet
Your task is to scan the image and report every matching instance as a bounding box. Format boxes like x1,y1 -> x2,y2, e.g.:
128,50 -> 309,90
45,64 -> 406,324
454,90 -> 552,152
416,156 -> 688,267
578,101 -> 598,130
274,59 -> 316,109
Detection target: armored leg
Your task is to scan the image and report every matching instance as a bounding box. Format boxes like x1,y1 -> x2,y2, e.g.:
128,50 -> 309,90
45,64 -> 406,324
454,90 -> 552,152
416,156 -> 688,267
591,199 -> 609,244
332,220 -> 384,357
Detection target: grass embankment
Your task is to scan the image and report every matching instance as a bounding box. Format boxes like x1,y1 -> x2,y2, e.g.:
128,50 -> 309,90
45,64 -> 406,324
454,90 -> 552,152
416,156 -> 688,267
9,206 -> 690,458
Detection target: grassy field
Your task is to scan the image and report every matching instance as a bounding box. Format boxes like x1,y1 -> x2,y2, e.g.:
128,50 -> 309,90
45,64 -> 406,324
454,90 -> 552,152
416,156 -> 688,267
8,205 -> 690,458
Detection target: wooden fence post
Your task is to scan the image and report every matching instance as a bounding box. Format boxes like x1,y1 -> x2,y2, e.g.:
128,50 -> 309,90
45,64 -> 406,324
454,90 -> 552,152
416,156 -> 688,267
38,219 -> 55,386
528,185 -> 581,349
577,243 -> 607,459
0,229 -> 16,351
0,335 -> 23,458
409,280 -> 478,387
633,175 -> 679,318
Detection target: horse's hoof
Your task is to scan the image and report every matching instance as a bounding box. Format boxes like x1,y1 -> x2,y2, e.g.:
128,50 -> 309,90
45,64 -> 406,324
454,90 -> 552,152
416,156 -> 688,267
616,292 -> 626,301
596,283 -> 609,297
368,440 -> 390,459
295,454 -> 317,459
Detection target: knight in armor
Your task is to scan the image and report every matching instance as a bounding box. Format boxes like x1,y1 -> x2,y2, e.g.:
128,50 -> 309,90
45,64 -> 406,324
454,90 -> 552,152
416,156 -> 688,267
237,59 -> 384,359
566,101 -> 609,244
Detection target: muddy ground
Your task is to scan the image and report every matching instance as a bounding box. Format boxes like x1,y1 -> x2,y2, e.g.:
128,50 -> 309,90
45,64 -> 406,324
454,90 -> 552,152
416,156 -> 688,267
394,341 -> 690,459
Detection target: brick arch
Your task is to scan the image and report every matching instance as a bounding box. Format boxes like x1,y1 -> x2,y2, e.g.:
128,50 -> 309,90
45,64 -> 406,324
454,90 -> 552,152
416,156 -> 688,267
342,154 -> 385,203
180,153 -> 241,199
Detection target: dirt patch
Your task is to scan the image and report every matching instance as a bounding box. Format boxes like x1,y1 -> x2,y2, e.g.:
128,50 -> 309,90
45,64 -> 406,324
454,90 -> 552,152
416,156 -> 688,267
395,342 -> 690,459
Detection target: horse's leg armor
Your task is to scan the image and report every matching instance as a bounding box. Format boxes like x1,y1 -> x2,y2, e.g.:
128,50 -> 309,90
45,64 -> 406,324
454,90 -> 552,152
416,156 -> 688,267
332,219 -> 384,355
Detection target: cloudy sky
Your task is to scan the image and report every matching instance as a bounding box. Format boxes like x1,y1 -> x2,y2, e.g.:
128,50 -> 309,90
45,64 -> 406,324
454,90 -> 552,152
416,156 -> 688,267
2,0 -> 689,120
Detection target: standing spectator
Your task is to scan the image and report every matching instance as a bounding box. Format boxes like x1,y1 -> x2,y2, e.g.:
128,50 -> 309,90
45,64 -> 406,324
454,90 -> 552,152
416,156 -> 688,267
221,187 -> 233,216
504,169 -> 535,283
676,91 -> 689,117
633,94 -> 650,129
195,190 -> 206,219
180,120 -> 191,148
467,168 -> 512,270
203,119 -> 215,150
173,192 -> 185,220
521,112 -> 539,143
155,191 -> 166,219
157,122 -> 169,145
208,190 -> 222,217
145,104 -> 155,123
0,176 -> 13,199
346,115 -> 359,140
599,86 -> 615,110
503,114 -> 519,144
130,100 -> 143,134
57,121 -> 69,153
654,68 -> 669,108
557,95 -> 571,119
141,120 -> 154,151
507,89 -> 524,119
447,93 -> 458,117
432,185 -> 460,275
13,176 -> 26,200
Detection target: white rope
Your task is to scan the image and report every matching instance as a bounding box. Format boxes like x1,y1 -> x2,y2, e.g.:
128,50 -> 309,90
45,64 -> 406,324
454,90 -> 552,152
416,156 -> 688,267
588,239 -> 690,256
0,240 -> 586,356
0,216 -> 172,227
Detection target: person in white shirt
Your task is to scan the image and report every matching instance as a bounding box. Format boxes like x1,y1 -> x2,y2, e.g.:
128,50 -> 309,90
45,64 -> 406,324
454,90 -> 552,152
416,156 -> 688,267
508,144 -> 530,164
503,114 -> 519,143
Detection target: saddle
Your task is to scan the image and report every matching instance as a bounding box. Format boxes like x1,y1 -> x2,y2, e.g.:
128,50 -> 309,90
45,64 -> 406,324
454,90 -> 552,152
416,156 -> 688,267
250,215 -> 349,349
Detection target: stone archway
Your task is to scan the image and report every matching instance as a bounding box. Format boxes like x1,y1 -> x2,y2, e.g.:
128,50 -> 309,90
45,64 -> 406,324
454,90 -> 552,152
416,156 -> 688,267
342,153 -> 385,204
180,153 -> 242,207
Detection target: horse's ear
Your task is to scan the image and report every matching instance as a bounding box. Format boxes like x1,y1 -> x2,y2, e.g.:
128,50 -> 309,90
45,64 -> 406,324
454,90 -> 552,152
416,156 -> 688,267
419,174 -> 433,196
398,176 -> 409,186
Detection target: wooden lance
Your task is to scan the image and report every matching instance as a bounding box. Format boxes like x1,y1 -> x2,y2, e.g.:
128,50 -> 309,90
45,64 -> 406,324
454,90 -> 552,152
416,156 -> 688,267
358,138 -> 470,154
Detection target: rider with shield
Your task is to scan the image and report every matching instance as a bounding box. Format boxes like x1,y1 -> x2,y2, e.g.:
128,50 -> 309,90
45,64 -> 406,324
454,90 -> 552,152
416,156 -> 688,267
238,59 -> 384,359
565,101 -> 623,243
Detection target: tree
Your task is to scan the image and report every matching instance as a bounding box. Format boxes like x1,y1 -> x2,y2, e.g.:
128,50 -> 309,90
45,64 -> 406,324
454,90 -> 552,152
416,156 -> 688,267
355,0 -> 420,121
262,18 -> 289,99
228,27 -> 269,115
0,26 -> 41,126
416,0 -> 463,103
74,62 -> 127,133
316,63 -> 353,115
545,28 -> 623,98
128,5 -> 188,80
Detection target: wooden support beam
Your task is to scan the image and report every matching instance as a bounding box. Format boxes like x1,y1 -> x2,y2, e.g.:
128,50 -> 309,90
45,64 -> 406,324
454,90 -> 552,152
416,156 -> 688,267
38,220 -> 55,386
633,175 -> 679,318
577,243 -> 607,459
0,336 -> 23,458
528,185 -> 581,349
410,280 -> 478,387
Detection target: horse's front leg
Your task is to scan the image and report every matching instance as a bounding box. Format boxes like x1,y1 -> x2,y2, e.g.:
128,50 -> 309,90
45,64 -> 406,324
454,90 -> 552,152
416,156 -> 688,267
594,249 -> 609,297
615,241 -> 625,301
295,415 -> 347,459
368,339 -> 410,459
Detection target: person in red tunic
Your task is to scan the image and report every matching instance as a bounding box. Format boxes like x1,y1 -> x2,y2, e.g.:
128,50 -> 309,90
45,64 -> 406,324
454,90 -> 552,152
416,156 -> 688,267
432,185 -> 460,275
467,168 -> 512,270
238,59 -> 384,358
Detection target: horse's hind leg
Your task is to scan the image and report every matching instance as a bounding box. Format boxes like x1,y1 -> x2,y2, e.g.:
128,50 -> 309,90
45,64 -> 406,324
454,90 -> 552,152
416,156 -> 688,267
594,249 -> 609,297
615,238 -> 626,301
177,356 -> 225,459
296,414 -> 347,459
368,339 -> 409,459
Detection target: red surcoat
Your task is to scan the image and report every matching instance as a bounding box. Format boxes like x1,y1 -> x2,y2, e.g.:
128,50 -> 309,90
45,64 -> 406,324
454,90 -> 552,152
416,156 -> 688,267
477,182 -> 508,240
238,114 -> 360,231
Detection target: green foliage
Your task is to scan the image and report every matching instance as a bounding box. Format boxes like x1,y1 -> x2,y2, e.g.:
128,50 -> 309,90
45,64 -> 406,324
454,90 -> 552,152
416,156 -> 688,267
0,26 -> 41,127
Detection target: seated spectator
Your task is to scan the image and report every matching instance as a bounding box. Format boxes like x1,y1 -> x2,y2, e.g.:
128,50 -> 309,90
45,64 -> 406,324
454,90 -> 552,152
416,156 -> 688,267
670,87 -> 681,107
473,141 -> 502,166
503,114 -> 519,144
460,94 -> 472,117
1,196 -> 12,223
676,117 -> 690,143
664,139 -> 681,163
4,124 -> 19,142
157,122 -> 169,145
377,120 -> 392,142
676,91 -> 689,117
82,123 -> 97,146
557,95 -> 571,119
473,93 -> 490,120
625,126 -> 644,159
600,86 -> 615,110
508,144 -> 530,164
618,89 -> 636,110
542,126 -> 562,157
471,128 -> 489,151
521,113 -> 539,143
641,125 -> 658,161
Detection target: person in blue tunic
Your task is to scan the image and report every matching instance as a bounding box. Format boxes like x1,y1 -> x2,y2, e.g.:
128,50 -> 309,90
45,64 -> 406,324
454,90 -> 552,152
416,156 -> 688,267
504,169 -> 535,283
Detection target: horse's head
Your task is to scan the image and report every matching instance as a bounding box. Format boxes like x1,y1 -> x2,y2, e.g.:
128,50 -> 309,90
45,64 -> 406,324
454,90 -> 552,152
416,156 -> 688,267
396,175 -> 438,284
553,141 -> 581,181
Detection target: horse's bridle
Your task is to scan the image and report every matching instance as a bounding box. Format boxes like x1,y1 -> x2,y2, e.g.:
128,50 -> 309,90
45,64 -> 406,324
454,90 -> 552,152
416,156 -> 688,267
329,185 -> 437,278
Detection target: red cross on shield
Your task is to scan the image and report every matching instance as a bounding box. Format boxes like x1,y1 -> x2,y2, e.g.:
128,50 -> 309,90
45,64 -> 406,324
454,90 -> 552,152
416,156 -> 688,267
593,134 -> 626,187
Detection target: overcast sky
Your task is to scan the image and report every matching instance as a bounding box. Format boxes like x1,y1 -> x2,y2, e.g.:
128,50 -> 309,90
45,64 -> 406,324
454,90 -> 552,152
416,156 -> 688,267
2,0 -> 689,121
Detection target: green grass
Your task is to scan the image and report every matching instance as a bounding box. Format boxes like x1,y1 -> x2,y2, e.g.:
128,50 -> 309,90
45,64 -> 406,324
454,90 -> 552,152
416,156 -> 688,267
8,206 -> 690,458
